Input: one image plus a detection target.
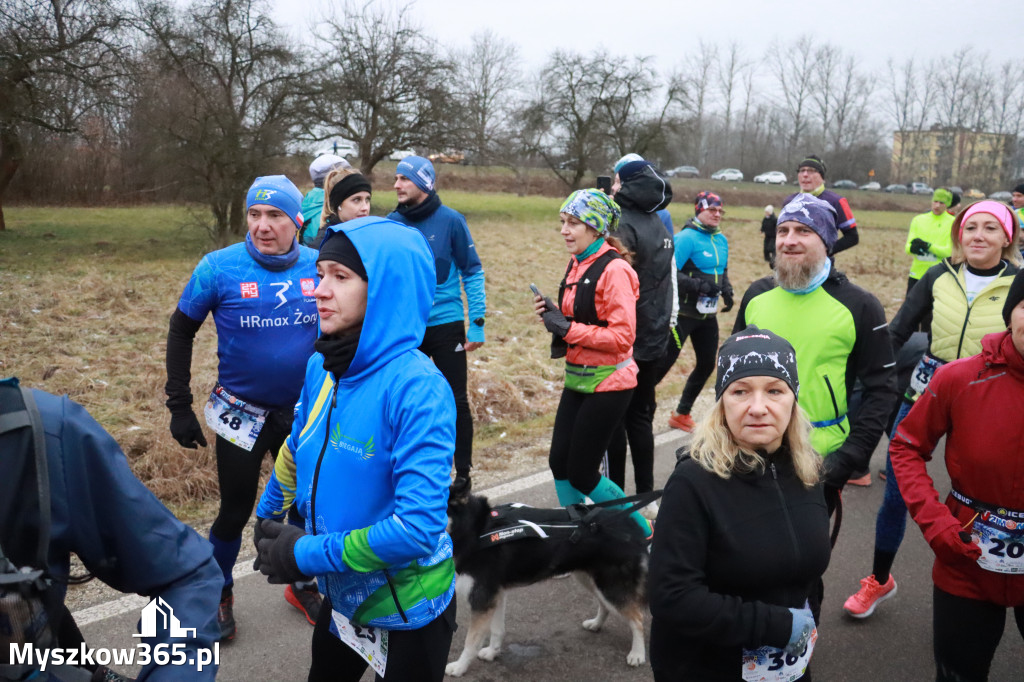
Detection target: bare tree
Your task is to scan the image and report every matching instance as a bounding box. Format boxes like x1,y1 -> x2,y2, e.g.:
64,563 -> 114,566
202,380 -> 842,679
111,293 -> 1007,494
452,30 -> 522,167
884,57 -> 937,181
0,0 -> 124,229
676,42 -> 717,167
766,35 -> 817,165
132,0 -> 308,244
715,42 -> 750,163
312,2 -> 457,176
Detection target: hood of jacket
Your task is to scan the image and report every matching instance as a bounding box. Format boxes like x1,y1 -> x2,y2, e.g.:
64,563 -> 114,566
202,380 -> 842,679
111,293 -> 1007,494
615,165 -> 673,213
981,330 -> 1024,378
322,216 -> 436,381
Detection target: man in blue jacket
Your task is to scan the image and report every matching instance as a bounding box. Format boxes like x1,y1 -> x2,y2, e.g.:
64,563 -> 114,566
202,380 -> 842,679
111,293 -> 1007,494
1,377 -> 221,681
164,175 -> 322,639
388,156 -> 486,492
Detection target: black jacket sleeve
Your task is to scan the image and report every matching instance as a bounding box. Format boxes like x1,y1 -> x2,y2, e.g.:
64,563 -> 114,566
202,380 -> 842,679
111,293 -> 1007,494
889,264 -> 942,353
831,226 -> 859,254
824,280 -> 897,487
732,276 -> 776,333
165,309 -> 203,414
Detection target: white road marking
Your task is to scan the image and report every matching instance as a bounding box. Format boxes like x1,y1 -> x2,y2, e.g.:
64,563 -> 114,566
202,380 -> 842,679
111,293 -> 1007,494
73,430 -> 686,625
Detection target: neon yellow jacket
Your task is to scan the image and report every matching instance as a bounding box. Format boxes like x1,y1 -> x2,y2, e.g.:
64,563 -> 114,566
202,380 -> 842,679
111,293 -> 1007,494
905,211 -> 954,280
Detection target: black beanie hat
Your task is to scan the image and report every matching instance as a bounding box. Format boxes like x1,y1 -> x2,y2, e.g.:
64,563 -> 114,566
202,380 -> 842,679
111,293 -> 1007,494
317,229 -> 367,281
797,154 -> 827,178
1014,182 -> 1024,196
715,326 -> 799,400
1002,270 -> 1024,328
328,173 -> 372,214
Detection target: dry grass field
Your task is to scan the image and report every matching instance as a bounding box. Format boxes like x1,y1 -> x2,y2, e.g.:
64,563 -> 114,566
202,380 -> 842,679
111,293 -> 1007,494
0,185 -> 918,520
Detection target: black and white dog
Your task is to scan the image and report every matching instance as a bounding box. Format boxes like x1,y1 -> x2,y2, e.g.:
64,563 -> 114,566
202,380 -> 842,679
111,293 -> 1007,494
444,486 -> 651,677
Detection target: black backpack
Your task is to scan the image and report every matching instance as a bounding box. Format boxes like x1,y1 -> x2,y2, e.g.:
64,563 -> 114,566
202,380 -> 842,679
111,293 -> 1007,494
0,377 -> 59,678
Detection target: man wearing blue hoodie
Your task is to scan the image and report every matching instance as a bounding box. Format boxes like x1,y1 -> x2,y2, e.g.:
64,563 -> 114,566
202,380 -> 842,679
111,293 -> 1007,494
388,156 -> 486,493
254,217 -> 457,681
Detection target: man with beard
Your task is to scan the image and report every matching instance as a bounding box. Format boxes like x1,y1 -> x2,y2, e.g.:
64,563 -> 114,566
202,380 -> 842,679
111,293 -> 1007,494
733,195 -> 896,522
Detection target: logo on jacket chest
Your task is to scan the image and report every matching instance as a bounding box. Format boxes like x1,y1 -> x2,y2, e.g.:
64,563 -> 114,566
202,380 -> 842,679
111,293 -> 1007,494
329,424 -> 376,460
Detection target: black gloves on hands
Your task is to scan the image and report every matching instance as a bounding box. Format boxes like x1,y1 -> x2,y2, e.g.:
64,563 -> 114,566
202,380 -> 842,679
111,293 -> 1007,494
253,519 -> 311,585
541,305 -> 571,338
910,238 -> 931,257
721,291 -> 734,313
696,279 -> 722,297
169,409 -> 207,449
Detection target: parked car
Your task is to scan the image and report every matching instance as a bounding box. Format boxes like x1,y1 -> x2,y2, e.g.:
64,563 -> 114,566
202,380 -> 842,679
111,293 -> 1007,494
753,171 -> 787,185
988,191 -> 1013,202
429,150 -> 466,164
666,165 -> 700,178
859,181 -> 881,191
948,186 -> 964,196
909,182 -> 933,195
390,149 -> 416,161
964,188 -> 986,199
884,184 -> 909,194
832,179 -> 857,190
316,139 -> 359,159
711,168 -> 744,181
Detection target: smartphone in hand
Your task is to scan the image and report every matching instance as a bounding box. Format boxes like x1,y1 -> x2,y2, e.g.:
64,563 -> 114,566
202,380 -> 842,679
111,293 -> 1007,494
530,283 -> 542,298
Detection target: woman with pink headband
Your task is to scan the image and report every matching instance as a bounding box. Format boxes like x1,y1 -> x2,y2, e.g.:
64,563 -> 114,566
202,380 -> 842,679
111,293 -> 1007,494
844,200 -> 1022,620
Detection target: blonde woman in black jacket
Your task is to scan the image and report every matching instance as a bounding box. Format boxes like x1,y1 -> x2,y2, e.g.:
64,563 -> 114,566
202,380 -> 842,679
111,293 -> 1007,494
649,326 -> 831,681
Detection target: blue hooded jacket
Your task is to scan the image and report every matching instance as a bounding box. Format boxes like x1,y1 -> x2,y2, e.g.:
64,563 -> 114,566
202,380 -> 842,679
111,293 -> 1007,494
257,216 -> 456,630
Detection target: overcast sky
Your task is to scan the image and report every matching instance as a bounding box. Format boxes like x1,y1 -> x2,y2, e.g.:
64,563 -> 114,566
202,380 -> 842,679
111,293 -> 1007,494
272,0 -> 1022,77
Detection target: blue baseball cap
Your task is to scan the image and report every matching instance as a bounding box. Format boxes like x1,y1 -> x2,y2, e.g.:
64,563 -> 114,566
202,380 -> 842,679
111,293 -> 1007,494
246,175 -> 304,230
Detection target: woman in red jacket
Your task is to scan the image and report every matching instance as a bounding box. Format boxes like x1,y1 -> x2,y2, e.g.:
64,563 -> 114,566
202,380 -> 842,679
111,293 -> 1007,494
890,270 -> 1024,681
533,189 -> 651,536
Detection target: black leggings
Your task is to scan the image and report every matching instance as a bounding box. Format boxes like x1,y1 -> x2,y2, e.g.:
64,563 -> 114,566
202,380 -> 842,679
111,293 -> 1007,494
209,408 -> 294,541
308,597 -> 457,682
420,320 -> 473,476
549,388 -> 633,494
675,315 -> 720,414
607,334 -> 680,492
933,586 -> 1024,681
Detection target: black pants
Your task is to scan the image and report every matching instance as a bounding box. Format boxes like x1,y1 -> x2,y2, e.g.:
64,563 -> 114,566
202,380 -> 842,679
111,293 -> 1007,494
308,597 -> 457,682
210,408 -> 293,541
933,586 -> 1024,682
549,388 -> 633,493
607,333 -> 680,493
675,315 -> 719,414
420,320 -> 472,476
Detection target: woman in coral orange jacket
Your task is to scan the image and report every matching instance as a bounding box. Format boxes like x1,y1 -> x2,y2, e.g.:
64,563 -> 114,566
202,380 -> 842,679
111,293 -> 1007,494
533,189 -> 651,536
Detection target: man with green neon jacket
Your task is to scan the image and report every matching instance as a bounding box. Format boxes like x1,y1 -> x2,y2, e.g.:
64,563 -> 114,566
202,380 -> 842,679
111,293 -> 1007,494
734,194 -> 897,513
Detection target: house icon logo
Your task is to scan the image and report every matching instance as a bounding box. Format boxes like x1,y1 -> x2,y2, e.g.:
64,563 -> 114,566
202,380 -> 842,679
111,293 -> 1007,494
132,597 -> 197,638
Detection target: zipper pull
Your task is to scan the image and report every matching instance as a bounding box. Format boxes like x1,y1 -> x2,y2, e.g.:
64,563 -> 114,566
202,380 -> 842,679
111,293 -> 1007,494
770,462 -> 778,480
331,379 -> 339,408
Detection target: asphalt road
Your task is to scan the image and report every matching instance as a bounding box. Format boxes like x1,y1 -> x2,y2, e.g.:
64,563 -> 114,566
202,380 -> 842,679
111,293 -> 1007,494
81,431 -> 1023,680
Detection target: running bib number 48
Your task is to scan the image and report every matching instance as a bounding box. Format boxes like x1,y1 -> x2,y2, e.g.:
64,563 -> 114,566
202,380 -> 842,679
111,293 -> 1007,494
203,385 -> 268,451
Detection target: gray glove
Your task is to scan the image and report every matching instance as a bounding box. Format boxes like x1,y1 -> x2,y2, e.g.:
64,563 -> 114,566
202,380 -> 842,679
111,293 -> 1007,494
542,307 -> 571,338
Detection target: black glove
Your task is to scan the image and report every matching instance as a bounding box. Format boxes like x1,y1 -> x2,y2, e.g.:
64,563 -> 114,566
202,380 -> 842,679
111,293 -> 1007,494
542,307 -> 571,338
910,238 -> 931,256
169,409 -> 207,449
540,296 -> 559,313
253,516 -> 273,551
822,452 -> 853,489
721,291 -> 734,313
697,279 -> 721,297
253,519 -> 310,585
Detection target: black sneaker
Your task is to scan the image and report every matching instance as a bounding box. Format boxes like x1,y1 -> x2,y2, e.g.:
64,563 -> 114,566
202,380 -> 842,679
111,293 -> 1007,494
285,584 -> 322,626
218,594 -> 236,641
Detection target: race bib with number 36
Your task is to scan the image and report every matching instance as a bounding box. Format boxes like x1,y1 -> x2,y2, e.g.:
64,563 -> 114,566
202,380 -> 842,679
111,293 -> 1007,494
742,628 -> 816,682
